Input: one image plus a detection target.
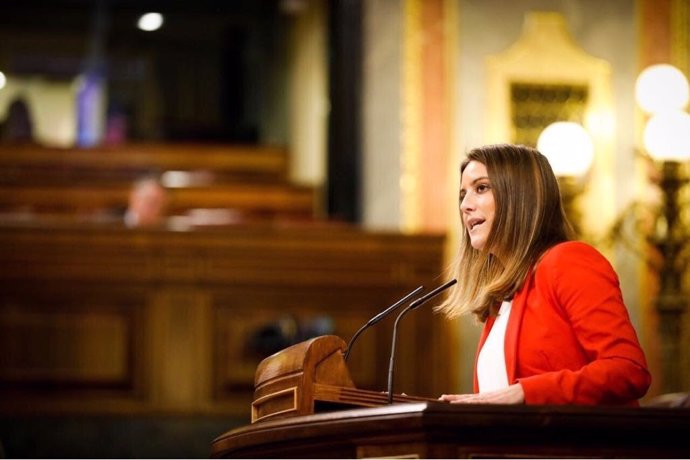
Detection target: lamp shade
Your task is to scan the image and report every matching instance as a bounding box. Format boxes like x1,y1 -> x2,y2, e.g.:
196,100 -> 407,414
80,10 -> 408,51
635,64 -> 689,114
537,121 -> 594,177
643,110 -> 690,161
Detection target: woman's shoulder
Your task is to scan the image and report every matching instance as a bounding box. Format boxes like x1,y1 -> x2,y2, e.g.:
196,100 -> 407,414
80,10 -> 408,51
539,241 -> 613,270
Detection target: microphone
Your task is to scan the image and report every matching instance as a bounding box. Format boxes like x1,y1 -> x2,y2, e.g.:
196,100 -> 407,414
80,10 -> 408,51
343,285 -> 424,362
386,279 -> 457,404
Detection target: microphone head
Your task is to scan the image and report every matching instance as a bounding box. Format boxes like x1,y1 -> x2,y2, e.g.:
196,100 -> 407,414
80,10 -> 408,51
409,279 -> 457,309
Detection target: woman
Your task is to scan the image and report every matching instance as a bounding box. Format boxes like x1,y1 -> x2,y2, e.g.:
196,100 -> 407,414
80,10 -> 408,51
437,144 -> 651,405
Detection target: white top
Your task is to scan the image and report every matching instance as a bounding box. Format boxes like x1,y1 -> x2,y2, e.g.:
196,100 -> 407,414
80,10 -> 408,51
477,300 -> 512,393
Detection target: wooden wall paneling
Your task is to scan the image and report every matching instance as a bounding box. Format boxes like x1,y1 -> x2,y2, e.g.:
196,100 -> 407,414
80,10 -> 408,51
148,287 -> 213,411
211,286 -> 402,404
0,223 -> 445,417
0,283 -> 149,413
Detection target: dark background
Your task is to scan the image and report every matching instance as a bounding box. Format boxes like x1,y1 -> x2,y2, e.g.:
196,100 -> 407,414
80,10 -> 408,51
0,0 -> 362,222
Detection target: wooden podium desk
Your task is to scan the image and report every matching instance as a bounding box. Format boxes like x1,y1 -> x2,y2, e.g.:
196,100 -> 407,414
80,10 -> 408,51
212,401 -> 690,458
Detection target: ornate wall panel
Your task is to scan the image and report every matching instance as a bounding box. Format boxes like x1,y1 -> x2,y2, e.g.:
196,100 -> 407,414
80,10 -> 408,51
486,12 -> 615,241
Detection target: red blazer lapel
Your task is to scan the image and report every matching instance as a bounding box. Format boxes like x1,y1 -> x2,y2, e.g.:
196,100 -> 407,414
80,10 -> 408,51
504,272 -> 533,384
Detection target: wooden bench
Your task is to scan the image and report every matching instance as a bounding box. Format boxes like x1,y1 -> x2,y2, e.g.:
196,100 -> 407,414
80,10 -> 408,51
0,183 -> 317,219
0,143 -> 318,223
0,143 -> 289,184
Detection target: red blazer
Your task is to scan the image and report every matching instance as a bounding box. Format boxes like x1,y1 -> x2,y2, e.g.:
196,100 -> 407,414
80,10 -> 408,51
474,241 -> 651,405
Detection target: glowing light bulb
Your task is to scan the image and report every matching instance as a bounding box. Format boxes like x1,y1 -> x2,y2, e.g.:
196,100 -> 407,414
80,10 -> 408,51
537,122 -> 594,177
635,64 -> 689,114
138,12 -> 164,32
643,110 -> 690,161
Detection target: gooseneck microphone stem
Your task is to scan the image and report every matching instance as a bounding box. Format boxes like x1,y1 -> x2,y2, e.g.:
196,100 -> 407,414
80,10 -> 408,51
386,279 -> 457,404
386,304 -> 414,405
344,285 -> 424,363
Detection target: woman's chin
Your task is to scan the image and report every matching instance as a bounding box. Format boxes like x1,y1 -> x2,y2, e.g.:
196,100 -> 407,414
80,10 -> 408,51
470,239 -> 486,251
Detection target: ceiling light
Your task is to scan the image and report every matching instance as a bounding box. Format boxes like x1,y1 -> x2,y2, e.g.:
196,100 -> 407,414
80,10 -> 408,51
138,12 -> 164,32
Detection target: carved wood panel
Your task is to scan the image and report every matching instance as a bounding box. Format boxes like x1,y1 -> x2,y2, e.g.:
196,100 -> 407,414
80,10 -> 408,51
0,284 -> 147,403
0,224 -> 445,416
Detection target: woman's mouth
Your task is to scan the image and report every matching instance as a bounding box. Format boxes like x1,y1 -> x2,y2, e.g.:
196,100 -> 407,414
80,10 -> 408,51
467,218 -> 485,231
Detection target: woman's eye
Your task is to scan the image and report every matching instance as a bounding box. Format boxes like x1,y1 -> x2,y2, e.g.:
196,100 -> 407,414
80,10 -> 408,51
477,183 -> 490,193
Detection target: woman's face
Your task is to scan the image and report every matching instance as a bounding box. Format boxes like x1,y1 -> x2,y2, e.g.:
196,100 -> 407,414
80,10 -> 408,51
460,160 -> 495,251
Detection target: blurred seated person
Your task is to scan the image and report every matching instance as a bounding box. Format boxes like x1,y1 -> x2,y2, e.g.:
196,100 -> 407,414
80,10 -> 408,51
124,177 -> 168,228
1,98 -> 34,143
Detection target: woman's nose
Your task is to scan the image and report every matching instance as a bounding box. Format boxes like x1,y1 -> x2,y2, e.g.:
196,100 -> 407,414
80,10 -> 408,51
460,194 -> 474,212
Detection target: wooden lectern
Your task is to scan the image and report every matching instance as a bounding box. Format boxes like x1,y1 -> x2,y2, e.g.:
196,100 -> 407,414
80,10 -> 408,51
251,335 -> 429,423
213,335 -> 690,458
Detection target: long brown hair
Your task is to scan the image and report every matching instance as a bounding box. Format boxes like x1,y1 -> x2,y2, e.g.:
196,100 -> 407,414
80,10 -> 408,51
435,144 -> 573,321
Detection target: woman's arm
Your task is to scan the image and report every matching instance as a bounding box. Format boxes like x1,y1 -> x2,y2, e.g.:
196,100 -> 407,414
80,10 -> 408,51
517,242 -> 651,405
